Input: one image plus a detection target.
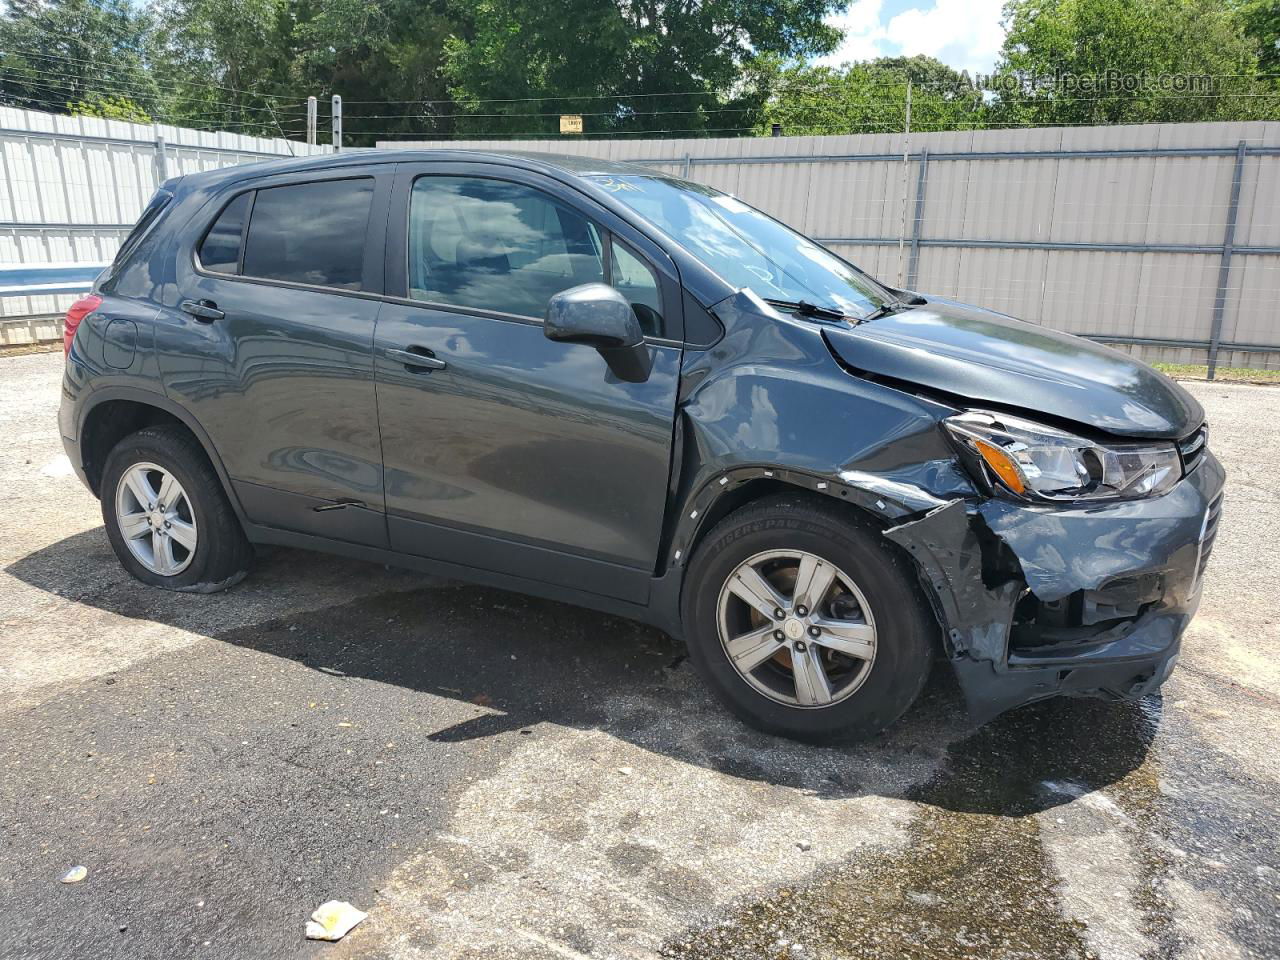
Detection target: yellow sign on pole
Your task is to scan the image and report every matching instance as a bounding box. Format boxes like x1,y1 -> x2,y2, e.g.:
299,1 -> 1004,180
560,115 -> 584,135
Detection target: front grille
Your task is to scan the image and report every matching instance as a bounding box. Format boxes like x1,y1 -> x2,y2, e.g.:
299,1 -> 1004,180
1195,493 -> 1224,588
1178,424 -> 1208,476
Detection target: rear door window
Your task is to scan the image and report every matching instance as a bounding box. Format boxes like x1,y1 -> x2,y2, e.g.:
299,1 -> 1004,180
241,178 -> 375,290
408,176 -> 605,318
198,192 -> 252,274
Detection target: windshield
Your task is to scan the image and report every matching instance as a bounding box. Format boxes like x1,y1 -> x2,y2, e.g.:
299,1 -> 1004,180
585,174 -> 892,320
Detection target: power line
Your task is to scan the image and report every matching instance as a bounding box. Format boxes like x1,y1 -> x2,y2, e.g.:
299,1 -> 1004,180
334,87 -> 1280,126
363,109 -> 1271,139
334,72 -> 1280,105
7,41 -> 1280,108
0,92 -> 304,134
0,68 -> 309,121
0,45 -> 311,101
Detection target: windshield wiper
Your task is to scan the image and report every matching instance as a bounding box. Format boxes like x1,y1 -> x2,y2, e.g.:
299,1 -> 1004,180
764,298 -> 850,322
857,296 -> 924,323
858,301 -> 903,323
767,296 -> 922,324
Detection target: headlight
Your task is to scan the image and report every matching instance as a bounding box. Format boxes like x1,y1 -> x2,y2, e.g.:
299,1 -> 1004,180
944,411 -> 1181,502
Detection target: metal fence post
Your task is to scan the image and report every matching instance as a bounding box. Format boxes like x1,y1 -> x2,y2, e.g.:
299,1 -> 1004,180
154,133 -> 168,182
307,96 -> 318,146
682,154 -> 692,179
1208,140 -> 1247,380
331,95 -> 343,152
906,149 -> 929,290
895,79 -> 913,286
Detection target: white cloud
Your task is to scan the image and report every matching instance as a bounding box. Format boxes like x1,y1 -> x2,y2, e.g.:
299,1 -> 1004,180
884,0 -> 1006,76
817,0 -> 1007,76
816,0 -> 891,67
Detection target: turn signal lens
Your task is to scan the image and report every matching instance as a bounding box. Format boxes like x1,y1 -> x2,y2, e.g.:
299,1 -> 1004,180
973,438 -> 1027,494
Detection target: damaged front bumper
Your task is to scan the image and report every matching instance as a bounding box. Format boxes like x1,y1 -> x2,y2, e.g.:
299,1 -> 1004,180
884,452 -> 1226,723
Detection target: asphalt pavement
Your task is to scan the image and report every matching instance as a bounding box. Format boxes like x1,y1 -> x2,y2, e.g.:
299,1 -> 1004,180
1,350 -> 1277,960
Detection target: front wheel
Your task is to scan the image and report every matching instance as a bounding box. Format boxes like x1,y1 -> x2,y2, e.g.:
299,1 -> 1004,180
101,426 -> 253,593
681,494 -> 936,743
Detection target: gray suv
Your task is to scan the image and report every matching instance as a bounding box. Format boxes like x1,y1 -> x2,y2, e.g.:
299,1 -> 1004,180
59,150 -> 1224,742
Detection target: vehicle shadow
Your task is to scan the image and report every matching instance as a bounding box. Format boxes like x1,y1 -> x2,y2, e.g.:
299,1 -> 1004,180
6,528 -> 1160,815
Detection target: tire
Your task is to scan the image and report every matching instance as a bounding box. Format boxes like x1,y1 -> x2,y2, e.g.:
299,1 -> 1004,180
681,493 -> 935,743
100,425 -> 253,593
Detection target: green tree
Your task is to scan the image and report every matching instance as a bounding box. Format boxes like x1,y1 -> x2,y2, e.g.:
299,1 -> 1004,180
993,0 -> 1275,125
0,0 -> 161,117
1238,0 -> 1280,78
153,0 -> 299,137
152,0 -> 465,143
441,0 -> 841,138
761,56 -> 987,137
68,93 -> 152,122
286,0 -> 461,143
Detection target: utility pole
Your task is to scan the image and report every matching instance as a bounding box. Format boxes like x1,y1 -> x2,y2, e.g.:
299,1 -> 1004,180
331,94 -> 342,152
306,96 -> 317,146
897,78 -> 913,287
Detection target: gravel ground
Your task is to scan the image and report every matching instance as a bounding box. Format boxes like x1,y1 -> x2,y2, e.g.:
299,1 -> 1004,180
1,350 -> 1277,960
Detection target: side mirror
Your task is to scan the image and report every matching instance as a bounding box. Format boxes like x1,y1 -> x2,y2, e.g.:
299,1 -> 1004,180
545,283 -> 652,383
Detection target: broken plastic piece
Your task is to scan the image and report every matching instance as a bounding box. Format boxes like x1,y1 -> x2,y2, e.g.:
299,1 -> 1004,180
883,499 -> 1020,662
60,865 -> 87,884
305,900 -> 368,941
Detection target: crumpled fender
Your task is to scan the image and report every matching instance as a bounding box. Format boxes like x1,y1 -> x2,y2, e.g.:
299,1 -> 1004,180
885,451 -> 1224,650
883,499 -> 1021,663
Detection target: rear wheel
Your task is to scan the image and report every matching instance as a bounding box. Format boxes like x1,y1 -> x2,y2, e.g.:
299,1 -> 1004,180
682,494 -> 935,742
101,426 -> 252,592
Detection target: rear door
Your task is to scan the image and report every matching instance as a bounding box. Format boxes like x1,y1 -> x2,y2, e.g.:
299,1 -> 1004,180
160,166 -> 392,547
372,162 -> 683,602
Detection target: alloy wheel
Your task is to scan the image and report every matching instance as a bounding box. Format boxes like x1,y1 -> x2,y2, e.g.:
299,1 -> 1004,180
716,549 -> 877,708
114,461 -> 198,576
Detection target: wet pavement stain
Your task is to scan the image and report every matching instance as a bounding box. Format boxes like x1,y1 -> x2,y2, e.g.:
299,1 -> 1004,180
660,697 -> 1169,960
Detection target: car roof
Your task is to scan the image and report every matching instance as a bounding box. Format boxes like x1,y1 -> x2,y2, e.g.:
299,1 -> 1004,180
171,148 -> 672,193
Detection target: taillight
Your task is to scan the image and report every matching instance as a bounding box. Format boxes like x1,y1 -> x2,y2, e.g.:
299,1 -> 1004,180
63,294 -> 102,356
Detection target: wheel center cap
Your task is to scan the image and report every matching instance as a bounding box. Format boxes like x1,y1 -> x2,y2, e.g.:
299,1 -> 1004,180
783,618 -> 805,641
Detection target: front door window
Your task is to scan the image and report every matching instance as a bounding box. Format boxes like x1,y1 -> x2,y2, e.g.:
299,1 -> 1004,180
408,176 -> 605,318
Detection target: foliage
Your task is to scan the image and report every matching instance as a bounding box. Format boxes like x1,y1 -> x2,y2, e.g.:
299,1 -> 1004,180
1237,0 -> 1280,78
761,57 -> 986,137
151,0 -> 295,134
286,0 -> 460,140
992,0 -> 1274,125
439,0 -> 842,137
68,93 -> 152,122
1,0 -> 1279,143
0,0 -> 161,117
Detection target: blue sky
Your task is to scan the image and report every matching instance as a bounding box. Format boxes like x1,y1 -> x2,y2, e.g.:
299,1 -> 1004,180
818,0 -> 1009,76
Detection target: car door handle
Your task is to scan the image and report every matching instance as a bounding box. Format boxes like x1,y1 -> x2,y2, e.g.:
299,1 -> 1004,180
386,346 -> 447,372
180,299 -> 224,322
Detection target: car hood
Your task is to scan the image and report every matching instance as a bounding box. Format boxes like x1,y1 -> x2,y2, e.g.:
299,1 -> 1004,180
822,296 -> 1203,439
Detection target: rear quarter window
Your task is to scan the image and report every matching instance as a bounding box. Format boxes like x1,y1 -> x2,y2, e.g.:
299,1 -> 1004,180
102,188 -> 172,287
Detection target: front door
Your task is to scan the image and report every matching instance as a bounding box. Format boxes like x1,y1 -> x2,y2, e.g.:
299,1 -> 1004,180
160,168 -> 392,547
373,164 -> 682,603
